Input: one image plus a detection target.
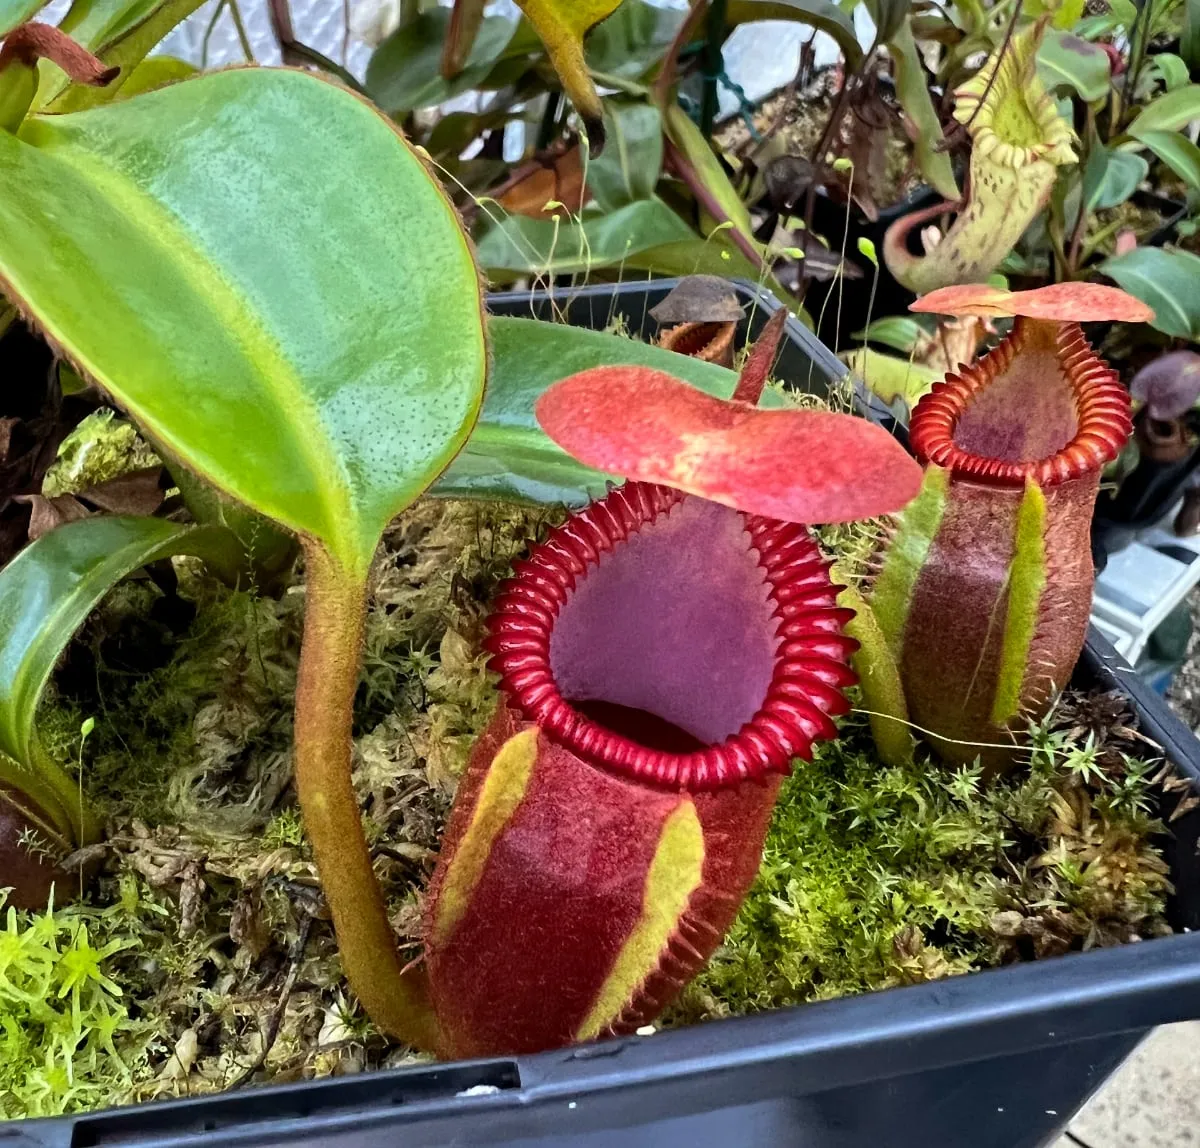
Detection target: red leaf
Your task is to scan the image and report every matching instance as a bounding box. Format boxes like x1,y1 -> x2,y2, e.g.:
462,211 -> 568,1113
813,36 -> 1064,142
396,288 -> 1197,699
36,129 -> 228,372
536,368 -> 923,524
912,282 -> 1155,323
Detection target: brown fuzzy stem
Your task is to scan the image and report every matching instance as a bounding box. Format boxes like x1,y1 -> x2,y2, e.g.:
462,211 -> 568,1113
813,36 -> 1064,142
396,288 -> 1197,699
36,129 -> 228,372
733,308 -> 787,404
0,23 -> 118,86
294,541 -> 440,1051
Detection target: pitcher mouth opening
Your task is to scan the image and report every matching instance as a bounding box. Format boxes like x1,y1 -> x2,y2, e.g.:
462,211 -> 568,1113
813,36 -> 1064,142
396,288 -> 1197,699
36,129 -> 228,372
484,481 -> 858,792
908,318 -> 1131,488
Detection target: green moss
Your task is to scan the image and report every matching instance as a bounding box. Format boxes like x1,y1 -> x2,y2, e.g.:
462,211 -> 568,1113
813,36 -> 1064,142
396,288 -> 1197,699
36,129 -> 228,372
42,410 -> 160,498
674,701 -> 1170,1022
0,882 -> 158,1119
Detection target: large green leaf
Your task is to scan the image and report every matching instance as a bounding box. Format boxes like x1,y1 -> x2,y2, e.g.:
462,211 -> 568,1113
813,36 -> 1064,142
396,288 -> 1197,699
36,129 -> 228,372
0,69 -> 487,579
1100,248 -> 1200,340
586,100 -> 663,211
1132,129 -> 1200,193
366,8 -> 527,115
1126,84 -> 1200,135
1037,29 -> 1112,101
35,0 -> 208,112
725,0 -> 863,68
436,316 -> 791,505
0,516 -> 239,843
476,196 -> 756,277
0,0 -> 47,36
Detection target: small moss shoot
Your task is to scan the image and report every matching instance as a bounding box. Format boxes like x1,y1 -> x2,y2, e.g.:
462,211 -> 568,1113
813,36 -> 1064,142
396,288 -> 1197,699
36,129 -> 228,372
1,470 -> 1180,1116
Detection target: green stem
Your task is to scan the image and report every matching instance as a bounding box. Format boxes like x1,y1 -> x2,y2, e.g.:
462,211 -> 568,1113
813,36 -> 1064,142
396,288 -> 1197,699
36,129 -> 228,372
227,0 -> 255,62
295,541 -> 441,1051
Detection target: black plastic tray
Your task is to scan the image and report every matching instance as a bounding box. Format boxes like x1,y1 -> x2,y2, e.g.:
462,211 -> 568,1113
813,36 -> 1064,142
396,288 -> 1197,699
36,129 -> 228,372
9,281 -> 1200,1148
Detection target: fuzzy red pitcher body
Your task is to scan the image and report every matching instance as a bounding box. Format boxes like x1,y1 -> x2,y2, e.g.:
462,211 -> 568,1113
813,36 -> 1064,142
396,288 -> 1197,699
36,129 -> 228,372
422,482 -> 858,1057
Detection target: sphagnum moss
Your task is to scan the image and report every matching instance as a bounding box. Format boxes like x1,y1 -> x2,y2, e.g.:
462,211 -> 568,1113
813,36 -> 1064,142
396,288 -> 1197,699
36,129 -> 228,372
0,497 -> 1177,1116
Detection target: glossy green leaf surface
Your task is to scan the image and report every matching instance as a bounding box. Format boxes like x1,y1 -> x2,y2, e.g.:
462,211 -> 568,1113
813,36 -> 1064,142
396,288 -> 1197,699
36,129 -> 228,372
1100,248 -> 1200,340
0,69 -> 487,578
586,100 -> 662,211
36,0 -> 207,111
0,0 -> 47,37
1126,84 -> 1200,135
0,516 -> 238,842
1133,129 -> 1200,193
434,315 -> 791,505
1037,29 -> 1111,101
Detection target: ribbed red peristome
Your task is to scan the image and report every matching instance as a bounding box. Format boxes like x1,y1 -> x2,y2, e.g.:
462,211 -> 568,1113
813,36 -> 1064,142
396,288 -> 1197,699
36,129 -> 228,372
483,481 -> 858,792
909,320 -> 1132,487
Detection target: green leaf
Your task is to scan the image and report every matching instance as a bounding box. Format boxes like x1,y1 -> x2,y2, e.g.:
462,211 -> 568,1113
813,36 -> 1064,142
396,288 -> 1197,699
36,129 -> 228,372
885,17 -> 958,200
1132,128 -> 1200,192
725,0 -> 864,68
0,0 -> 47,37
1126,84 -> 1200,135
0,70 -> 487,579
586,100 -> 662,211
1073,0 -> 1134,36
854,316 -> 924,353
1185,0 -> 1200,70
36,0 -> 208,112
366,9 -> 524,115
0,516 -> 239,843
1037,29 -> 1112,102
1147,52 -> 1191,91
435,316 -> 791,505
1088,148 -> 1148,210
843,347 -> 939,407
475,196 -> 765,281
585,0 -> 685,76
111,53 -> 196,100
1100,247 -> 1200,339
664,104 -> 755,238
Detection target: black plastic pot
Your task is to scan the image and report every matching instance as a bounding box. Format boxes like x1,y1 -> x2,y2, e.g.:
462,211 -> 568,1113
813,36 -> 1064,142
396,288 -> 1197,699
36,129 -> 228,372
12,280 -> 1200,1148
